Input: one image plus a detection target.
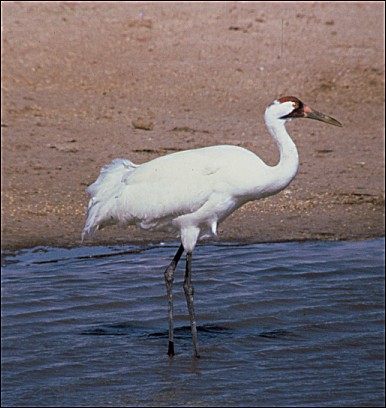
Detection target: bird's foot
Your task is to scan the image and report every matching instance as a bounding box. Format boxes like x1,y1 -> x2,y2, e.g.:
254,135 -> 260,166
167,341 -> 175,357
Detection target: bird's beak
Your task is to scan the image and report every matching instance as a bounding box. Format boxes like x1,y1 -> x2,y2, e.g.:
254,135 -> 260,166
303,105 -> 342,127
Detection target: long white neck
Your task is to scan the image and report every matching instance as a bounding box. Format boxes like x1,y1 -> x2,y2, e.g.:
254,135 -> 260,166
264,114 -> 299,193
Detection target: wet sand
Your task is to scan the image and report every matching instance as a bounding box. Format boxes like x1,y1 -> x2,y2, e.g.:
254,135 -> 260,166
1,1 -> 384,251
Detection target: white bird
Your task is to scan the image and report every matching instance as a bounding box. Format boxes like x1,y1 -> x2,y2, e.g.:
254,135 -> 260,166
82,96 -> 342,358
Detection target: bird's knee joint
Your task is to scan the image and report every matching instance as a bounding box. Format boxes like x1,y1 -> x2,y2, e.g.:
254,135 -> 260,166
183,283 -> 194,297
164,268 -> 174,284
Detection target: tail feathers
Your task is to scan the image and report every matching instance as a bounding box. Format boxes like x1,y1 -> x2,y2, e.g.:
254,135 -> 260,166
81,198 -> 101,241
86,158 -> 138,197
82,159 -> 139,241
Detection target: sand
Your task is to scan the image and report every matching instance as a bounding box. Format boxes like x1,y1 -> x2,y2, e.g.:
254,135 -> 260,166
1,1 -> 384,251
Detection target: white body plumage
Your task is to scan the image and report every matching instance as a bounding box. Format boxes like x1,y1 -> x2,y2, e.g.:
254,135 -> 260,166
82,97 -> 341,253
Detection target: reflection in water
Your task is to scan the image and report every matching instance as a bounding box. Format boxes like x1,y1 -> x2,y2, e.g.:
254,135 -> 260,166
2,239 -> 385,407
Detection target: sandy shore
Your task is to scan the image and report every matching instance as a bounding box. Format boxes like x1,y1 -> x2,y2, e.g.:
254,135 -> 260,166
1,2 -> 384,251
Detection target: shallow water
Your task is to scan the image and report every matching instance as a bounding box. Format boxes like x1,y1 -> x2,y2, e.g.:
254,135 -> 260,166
1,239 -> 385,407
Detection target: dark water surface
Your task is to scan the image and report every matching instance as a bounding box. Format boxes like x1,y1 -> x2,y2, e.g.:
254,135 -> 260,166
2,239 -> 385,407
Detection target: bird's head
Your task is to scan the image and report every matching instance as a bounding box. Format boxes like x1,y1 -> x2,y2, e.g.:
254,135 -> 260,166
265,96 -> 342,127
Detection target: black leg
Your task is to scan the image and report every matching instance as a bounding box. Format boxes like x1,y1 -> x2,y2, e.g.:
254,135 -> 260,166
164,244 -> 184,356
183,251 -> 200,358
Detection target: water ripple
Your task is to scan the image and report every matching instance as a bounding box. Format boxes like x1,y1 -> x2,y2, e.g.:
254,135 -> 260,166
2,239 -> 384,407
